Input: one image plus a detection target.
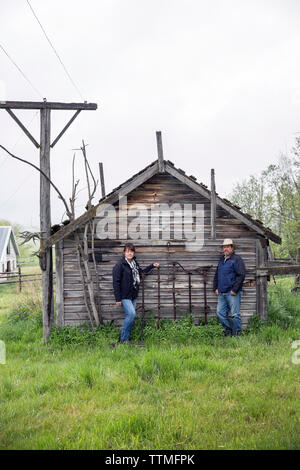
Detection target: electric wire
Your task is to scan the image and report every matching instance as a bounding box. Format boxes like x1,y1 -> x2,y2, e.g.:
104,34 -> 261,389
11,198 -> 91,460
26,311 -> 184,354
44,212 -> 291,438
0,173 -> 34,208
0,42 -> 43,98
26,0 -> 85,101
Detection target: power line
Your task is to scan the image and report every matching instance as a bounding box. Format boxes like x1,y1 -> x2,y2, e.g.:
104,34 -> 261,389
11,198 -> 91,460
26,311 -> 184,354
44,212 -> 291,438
0,173 -> 34,208
0,42 -> 42,98
26,0 -> 85,101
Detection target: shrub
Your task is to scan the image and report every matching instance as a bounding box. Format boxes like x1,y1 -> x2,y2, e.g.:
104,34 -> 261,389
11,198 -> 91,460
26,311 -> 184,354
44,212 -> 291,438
0,283 -> 43,343
49,323 -> 120,347
267,284 -> 300,329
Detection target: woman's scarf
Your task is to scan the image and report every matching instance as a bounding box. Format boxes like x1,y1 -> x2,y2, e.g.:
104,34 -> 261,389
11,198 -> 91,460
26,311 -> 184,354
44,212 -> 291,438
125,257 -> 140,288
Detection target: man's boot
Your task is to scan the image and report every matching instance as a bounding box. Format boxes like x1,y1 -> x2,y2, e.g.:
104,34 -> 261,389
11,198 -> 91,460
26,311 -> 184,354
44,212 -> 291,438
232,330 -> 241,337
224,328 -> 232,337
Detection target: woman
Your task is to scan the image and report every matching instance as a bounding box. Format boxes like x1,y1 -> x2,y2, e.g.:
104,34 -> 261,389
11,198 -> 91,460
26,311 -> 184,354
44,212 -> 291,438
112,243 -> 159,343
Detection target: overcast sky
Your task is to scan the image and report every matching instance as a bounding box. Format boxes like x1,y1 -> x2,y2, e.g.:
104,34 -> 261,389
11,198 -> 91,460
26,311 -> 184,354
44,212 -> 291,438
1,0 -> 300,231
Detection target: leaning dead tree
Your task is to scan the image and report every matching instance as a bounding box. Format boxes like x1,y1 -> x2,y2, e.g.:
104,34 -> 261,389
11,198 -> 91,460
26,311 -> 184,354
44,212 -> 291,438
71,140 -> 102,328
0,142 -> 102,335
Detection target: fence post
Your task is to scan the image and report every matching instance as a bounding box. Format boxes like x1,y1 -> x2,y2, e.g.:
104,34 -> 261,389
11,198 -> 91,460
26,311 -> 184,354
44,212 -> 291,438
157,266 -> 161,328
18,265 -> 22,293
295,247 -> 300,287
172,263 -> 176,320
141,273 -> 145,335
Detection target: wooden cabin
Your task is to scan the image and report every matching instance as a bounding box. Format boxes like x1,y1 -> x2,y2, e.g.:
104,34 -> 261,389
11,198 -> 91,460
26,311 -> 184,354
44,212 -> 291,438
0,226 -> 20,279
48,147 -> 281,330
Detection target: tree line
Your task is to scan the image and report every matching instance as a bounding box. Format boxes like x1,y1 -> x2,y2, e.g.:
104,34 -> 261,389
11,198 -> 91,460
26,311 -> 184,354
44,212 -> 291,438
229,137 -> 300,259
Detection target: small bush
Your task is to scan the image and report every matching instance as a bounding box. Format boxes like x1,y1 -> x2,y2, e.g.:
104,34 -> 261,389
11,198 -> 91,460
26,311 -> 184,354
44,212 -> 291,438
0,285 -> 43,343
257,325 -> 283,345
142,315 -> 223,345
267,284 -> 300,329
49,323 -> 120,347
245,314 -> 264,334
134,350 -> 182,383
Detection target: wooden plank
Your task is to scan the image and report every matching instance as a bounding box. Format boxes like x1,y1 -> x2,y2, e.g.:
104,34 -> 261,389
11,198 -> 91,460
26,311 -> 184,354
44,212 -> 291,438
0,101 -> 97,110
264,265 -> 300,275
42,206 -> 97,250
5,108 -> 40,148
210,169 -> 216,239
99,162 -> 106,197
156,131 -> 165,173
50,110 -> 81,148
55,240 -> 64,326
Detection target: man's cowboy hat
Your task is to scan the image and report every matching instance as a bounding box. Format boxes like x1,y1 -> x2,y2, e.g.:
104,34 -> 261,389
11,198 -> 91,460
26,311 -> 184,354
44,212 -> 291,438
221,238 -> 236,248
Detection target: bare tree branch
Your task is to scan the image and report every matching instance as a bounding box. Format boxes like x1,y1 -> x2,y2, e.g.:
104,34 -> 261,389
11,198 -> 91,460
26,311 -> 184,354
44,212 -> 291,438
0,144 -> 72,219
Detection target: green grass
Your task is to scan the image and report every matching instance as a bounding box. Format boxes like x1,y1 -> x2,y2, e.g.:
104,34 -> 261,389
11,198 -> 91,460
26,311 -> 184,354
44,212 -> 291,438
0,277 -> 299,450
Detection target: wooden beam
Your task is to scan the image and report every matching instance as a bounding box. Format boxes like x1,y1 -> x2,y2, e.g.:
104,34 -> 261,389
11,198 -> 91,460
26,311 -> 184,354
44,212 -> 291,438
42,206 -> 97,251
5,108 -> 40,148
156,131 -> 165,173
261,265 -> 300,275
210,168 -> 216,239
0,101 -> 97,110
99,162 -> 106,198
55,240 -> 64,326
50,110 -> 81,148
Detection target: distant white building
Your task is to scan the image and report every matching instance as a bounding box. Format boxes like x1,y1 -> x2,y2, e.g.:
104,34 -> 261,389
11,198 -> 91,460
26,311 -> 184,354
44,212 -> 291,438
0,226 -> 20,276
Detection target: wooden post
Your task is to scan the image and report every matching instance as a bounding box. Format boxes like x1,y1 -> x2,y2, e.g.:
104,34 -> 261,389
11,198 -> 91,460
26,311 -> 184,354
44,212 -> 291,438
256,239 -> 268,320
99,162 -> 106,198
210,169 -> 216,239
55,240 -> 64,326
18,264 -> 22,293
294,247 -> 300,287
156,131 -> 165,173
0,100 -> 97,339
40,104 -> 54,340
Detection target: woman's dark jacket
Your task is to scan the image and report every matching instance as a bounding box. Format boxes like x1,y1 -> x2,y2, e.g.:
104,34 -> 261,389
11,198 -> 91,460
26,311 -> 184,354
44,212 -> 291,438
113,256 -> 154,302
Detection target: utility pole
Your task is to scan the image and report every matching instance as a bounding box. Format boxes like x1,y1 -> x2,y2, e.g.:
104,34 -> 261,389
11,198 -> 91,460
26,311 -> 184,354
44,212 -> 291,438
210,169 -> 216,239
0,100 -> 97,341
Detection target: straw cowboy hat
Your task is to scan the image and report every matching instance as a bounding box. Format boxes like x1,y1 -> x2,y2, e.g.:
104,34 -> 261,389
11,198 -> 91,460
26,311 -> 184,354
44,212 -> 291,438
221,238 -> 236,248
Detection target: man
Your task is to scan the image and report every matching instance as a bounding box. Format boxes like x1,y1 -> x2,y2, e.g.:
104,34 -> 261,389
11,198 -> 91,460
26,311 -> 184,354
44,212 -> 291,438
113,243 -> 159,343
213,238 -> 245,336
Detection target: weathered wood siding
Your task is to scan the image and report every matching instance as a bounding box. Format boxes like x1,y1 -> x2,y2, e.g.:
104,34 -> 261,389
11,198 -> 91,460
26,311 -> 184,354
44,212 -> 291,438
58,174 -> 260,328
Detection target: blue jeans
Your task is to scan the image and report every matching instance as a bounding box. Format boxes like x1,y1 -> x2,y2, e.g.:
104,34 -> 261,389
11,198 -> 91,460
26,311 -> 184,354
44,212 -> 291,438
120,299 -> 137,341
217,291 -> 242,333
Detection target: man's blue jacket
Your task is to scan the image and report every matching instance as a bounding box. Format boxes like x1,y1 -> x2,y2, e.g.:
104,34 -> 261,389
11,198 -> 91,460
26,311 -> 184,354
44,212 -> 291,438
213,252 -> 246,294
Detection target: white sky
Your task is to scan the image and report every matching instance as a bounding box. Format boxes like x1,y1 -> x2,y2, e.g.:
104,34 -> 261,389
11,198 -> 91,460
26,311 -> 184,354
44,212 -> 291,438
0,0 -> 300,230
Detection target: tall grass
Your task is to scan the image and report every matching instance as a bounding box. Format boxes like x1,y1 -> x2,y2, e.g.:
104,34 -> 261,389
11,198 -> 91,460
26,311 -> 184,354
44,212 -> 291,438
0,278 -> 299,450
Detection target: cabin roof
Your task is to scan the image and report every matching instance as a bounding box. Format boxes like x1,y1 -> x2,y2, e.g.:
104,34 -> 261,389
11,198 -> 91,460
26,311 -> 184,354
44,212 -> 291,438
0,226 -> 20,262
44,159 -> 281,249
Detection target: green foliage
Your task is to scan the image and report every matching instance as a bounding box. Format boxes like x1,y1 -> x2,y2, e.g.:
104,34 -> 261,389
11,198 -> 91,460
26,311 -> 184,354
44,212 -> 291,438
0,285 -> 42,343
0,219 -> 36,258
244,282 -> 300,344
229,137 -> 300,258
134,350 -> 182,383
0,280 -> 299,349
267,284 -> 300,329
49,323 -> 120,347
0,281 -> 300,450
244,314 -> 264,334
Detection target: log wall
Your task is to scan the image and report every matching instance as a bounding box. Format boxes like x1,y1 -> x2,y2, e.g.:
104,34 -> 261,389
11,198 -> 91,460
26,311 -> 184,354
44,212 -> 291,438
56,174 -> 263,328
